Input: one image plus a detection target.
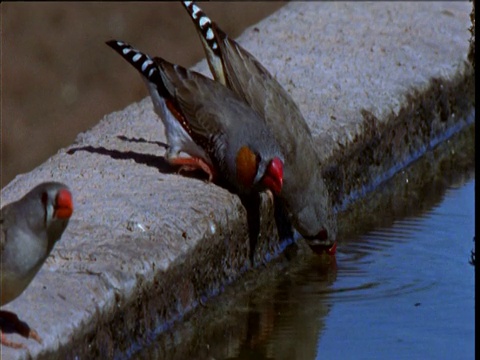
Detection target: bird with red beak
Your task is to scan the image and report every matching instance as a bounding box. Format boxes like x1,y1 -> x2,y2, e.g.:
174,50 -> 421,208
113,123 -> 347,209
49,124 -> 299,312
1,182 -> 73,348
106,40 -> 284,198
181,1 -> 337,255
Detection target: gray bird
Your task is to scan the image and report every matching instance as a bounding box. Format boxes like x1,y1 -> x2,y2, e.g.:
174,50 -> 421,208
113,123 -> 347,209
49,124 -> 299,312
1,182 -> 73,348
106,40 -> 284,197
182,1 -> 337,254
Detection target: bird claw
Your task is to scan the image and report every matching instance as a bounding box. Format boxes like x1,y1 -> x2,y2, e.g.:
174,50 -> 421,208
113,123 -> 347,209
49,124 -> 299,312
28,328 -> 42,344
170,157 -> 215,182
177,164 -> 197,175
0,310 -> 43,349
1,332 -> 28,349
178,165 -> 214,182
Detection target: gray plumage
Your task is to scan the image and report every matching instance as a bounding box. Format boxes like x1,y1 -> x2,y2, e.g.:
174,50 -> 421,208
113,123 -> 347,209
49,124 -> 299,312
107,40 -> 284,196
1,182 -> 72,306
182,1 -> 337,250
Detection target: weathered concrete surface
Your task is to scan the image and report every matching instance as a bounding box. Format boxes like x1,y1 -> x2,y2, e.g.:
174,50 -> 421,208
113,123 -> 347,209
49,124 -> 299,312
0,2 -> 474,359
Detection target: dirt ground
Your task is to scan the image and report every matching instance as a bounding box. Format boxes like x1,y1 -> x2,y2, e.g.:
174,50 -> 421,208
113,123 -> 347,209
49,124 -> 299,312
1,2 -> 285,189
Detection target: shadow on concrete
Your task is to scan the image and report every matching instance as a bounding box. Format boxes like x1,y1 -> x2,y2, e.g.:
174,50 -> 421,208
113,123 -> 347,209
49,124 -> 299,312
66,143 -> 211,184
116,135 -> 169,149
67,145 -> 174,174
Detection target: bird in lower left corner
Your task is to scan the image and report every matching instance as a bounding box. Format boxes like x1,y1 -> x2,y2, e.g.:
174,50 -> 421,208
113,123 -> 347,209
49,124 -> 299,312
1,182 -> 73,349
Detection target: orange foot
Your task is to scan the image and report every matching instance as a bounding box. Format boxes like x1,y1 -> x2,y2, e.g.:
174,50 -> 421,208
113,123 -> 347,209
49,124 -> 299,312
169,157 -> 216,182
0,310 -> 42,349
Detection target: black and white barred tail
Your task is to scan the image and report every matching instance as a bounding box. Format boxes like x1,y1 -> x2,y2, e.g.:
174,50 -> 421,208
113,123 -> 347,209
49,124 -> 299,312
106,40 -> 164,86
182,1 -> 221,57
182,1 -> 226,85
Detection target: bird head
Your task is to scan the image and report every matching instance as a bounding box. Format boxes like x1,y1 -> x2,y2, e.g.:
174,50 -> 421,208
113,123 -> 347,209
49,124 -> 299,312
35,182 -> 73,249
235,146 -> 284,195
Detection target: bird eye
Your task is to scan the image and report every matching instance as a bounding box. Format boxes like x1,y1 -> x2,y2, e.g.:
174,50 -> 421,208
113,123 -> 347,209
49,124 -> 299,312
41,192 -> 49,224
41,192 -> 48,206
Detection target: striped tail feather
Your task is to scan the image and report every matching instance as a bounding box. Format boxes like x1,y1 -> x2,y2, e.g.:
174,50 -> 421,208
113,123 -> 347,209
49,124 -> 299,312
105,39 -> 174,99
181,1 -> 227,85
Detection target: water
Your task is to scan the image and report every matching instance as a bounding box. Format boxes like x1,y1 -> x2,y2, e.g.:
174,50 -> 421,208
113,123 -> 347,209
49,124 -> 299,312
138,176 -> 474,360
135,128 -> 475,360
319,178 -> 475,359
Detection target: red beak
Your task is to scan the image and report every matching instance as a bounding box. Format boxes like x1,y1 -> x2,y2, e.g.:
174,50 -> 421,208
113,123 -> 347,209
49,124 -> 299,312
262,157 -> 284,195
54,189 -> 74,219
305,228 -> 337,255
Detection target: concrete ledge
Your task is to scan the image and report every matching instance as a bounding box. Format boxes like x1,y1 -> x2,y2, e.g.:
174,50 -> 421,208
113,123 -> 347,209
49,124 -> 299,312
0,2 -> 474,359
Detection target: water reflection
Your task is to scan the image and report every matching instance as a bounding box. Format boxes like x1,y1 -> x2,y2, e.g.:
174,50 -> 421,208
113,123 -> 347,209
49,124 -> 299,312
319,178 -> 474,359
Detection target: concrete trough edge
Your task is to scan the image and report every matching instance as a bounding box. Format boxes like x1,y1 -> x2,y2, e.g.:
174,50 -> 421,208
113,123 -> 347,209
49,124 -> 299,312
321,63 -> 475,213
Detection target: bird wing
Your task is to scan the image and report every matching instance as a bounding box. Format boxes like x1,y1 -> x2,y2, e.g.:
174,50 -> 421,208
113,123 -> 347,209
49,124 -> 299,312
154,57 -> 236,144
216,25 -> 314,145
181,1 -> 313,154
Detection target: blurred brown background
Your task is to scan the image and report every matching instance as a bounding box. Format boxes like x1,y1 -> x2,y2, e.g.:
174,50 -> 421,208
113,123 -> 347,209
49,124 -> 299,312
1,2 -> 285,189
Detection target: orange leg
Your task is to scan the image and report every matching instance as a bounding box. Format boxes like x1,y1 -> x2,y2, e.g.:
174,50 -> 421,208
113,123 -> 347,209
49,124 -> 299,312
169,157 -> 216,182
0,310 -> 42,349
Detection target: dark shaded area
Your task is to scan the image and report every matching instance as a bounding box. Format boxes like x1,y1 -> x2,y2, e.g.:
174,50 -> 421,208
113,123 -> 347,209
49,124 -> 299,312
468,0 -> 475,70
117,135 -> 168,149
67,146 -> 175,175
273,196 -> 295,246
469,237 -> 475,266
66,144 -> 218,184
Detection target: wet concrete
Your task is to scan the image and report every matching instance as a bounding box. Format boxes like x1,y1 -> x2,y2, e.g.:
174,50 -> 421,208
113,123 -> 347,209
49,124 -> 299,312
0,2 -> 474,359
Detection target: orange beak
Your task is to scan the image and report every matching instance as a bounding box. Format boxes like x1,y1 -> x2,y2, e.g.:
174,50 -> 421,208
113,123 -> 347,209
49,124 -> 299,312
262,157 -> 283,196
54,189 -> 74,219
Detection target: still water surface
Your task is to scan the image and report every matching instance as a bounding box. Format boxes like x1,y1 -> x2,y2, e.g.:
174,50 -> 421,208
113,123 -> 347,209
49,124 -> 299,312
138,174 -> 474,360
